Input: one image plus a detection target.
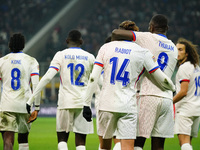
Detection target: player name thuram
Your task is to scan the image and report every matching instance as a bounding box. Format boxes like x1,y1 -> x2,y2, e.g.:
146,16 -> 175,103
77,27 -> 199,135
159,41 -> 174,51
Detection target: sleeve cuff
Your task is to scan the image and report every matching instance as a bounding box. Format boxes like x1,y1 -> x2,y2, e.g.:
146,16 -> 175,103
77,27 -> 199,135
34,105 -> 40,111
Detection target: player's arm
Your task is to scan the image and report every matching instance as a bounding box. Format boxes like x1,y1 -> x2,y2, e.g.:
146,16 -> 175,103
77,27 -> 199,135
144,51 -> 175,92
173,81 -> 189,104
31,74 -> 40,110
0,78 -> 1,101
27,74 -> 40,123
27,68 -> 58,108
83,64 -> 103,122
111,29 -> 134,41
151,69 -> 176,92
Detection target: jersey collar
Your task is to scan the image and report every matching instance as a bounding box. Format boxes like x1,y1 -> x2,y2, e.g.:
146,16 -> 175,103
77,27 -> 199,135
157,34 -> 167,39
10,51 -> 23,53
69,47 -> 81,49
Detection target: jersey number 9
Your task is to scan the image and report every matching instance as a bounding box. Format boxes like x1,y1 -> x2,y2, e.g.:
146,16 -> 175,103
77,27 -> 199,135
157,52 -> 169,71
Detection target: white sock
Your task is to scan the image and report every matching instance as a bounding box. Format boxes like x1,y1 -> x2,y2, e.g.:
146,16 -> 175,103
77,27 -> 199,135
181,143 -> 192,150
113,142 -> 121,150
76,145 -> 85,150
98,144 -> 101,150
134,147 -> 143,150
19,143 -> 29,150
58,142 -> 68,150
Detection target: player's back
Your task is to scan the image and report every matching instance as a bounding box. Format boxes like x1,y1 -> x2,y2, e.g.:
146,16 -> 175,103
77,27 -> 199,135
50,47 -> 95,109
0,52 -> 39,113
134,32 -> 178,98
175,62 -> 200,116
97,41 -> 157,113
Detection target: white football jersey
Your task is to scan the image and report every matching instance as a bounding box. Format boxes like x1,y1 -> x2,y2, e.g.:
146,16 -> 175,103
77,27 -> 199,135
132,32 -> 178,98
0,52 -> 39,113
95,41 -> 159,113
175,61 -> 200,116
49,47 -> 95,109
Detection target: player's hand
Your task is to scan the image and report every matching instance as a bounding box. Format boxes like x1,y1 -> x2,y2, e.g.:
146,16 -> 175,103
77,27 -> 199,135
27,110 -> 39,123
83,106 -> 92,122
26,103 -> 31,114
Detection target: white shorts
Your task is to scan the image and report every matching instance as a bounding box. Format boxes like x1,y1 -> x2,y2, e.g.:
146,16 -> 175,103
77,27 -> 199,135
0,111 -> 30,133
56,109 -> 93,134
137,96 -> 174,138
174,113 -> 200,138
97,110 -> 137,139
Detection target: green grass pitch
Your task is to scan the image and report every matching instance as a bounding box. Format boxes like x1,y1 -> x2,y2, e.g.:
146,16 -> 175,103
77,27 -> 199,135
0,117 -> 199,149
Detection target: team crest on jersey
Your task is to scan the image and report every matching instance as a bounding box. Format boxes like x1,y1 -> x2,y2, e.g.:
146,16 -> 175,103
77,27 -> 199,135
152,56 -> 156,62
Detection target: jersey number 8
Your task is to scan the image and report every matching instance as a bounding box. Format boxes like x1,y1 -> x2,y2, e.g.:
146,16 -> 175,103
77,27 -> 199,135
11,68 -> 21,90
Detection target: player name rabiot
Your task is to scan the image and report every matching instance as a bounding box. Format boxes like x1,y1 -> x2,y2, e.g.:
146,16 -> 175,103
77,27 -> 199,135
159,41 -> 174,51
65,55 -> 88,61
11,60 -> 21,64
115,47 -> 132,55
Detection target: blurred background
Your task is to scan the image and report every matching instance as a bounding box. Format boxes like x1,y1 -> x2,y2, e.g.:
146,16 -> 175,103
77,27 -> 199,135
0,0 -> 200,116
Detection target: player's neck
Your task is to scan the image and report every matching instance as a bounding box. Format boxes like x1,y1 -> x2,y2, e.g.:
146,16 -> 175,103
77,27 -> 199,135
153,31 -> 166,36
67,44 -> 81,48
179,57 -> 187,65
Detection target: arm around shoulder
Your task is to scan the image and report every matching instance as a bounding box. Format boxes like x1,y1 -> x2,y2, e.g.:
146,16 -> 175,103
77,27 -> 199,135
111,29 -> 133,41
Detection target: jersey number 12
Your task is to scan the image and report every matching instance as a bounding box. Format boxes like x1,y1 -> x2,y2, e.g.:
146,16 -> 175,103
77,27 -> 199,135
67,63 -> 85,86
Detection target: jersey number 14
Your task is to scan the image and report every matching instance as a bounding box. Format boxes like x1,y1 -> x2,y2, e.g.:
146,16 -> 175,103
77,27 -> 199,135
110,57 -> 130,87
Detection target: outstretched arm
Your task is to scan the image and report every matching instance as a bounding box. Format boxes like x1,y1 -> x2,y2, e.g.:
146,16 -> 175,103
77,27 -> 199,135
111,29 -> 134,41
31,75 -> 40,110
84,65 -> 103,106
151,69 -> 176,92
26,68 -> 57,123
83,64 -> 102,122
27,74 -> 40,123
27,68 -> 57,106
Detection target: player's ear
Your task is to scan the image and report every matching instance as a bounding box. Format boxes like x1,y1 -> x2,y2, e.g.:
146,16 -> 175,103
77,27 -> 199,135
66,39 -> 69,44
148,24 -> 153,32
80,39 -> 83,45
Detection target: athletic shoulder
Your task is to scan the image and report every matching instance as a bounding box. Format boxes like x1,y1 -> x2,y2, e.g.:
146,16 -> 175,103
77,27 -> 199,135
81,49 -> 95,59
23,53 -> 38,63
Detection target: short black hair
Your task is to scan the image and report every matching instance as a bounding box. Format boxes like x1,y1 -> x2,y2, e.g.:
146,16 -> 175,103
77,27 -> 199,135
9,33 -> 25,53
151,14 -> 168,31
67,30 -> 82,42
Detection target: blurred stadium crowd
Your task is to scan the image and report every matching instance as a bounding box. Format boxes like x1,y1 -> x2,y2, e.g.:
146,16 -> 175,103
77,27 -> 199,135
0,0 -> 68,56
1,0 -> 200,58
0,0 -> 200,103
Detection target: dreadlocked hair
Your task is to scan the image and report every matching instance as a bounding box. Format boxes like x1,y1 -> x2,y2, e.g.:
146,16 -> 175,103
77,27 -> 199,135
119,20 -> 139,31
9,33 -> 25,53
177,38 -> 199,67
